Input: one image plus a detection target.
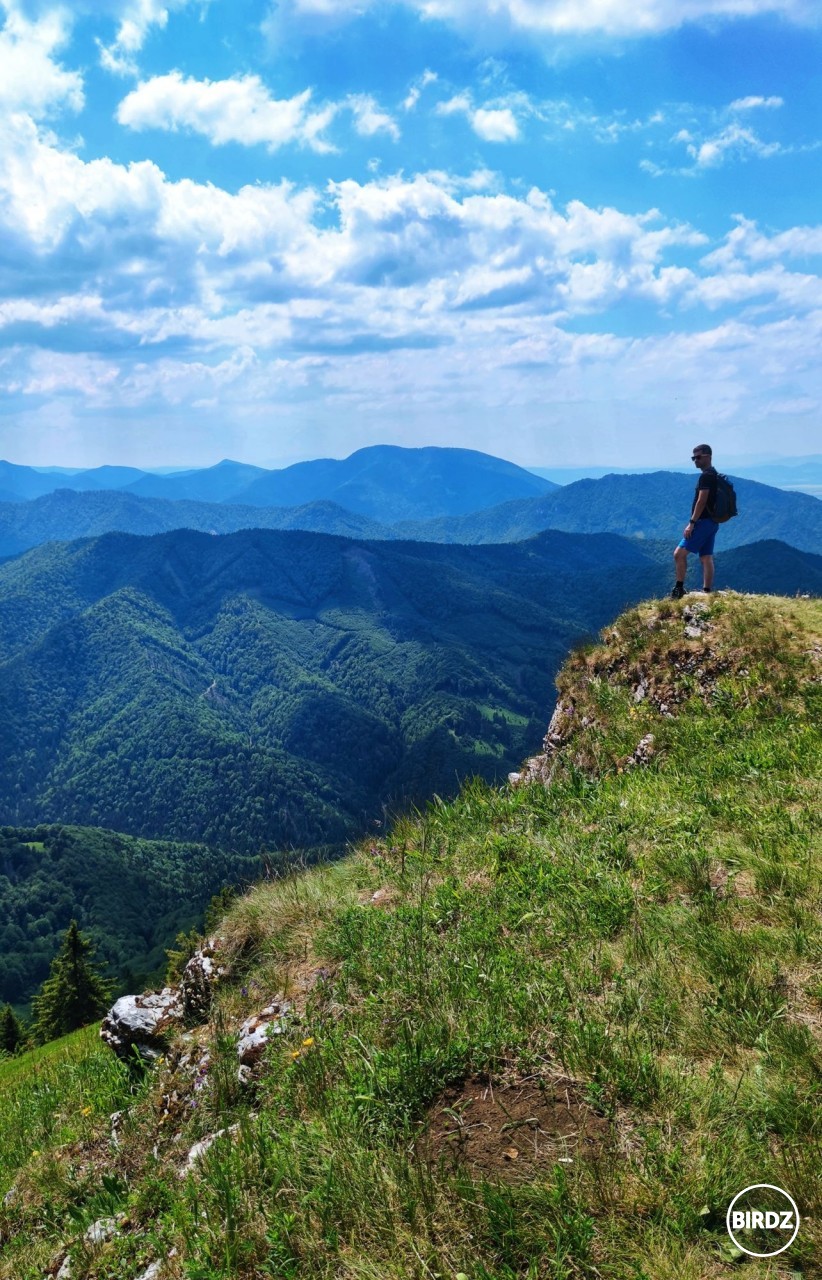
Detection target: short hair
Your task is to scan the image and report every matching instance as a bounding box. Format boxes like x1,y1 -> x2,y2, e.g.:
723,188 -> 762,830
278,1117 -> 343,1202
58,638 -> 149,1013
693,443 -> 712,455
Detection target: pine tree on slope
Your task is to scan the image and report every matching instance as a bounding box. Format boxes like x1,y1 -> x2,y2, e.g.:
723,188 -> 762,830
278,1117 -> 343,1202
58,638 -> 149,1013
32,921 -> 113,1043
0,1003 -> 23,1054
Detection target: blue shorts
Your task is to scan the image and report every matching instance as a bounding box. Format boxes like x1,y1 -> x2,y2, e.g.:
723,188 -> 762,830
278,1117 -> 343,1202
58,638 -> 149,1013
678,517 -> 718,557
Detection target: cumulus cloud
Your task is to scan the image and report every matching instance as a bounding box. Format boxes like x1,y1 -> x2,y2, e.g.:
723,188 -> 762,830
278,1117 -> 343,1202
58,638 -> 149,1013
1,106 -> 821,465
347,94 -> 400,139
117,71 -> 340,151
402,69 -> 437,112
729,95 -> 784,111
0,7 -> 83,116
641,98 -> 794,176
437,92 -> 521,141
688,122 -> 781,168
472,107 -> 519,142
265,0 -> 819,42
97,0 -> 209,76
701,215 -> 822,267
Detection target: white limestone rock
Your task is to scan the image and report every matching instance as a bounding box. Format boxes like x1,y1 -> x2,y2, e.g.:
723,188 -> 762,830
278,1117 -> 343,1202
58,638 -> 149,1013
100,988 -> 183,1061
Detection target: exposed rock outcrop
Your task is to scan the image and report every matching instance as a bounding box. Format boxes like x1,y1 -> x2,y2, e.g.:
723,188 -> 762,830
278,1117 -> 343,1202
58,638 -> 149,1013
180,940 -> 226,1022
101,940 -> 227,1060
100,989 -> 183,1062
236,1001 -> 291,1084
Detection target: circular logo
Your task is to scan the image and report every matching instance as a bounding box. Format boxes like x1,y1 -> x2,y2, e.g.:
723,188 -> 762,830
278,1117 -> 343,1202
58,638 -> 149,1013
726,1184 -> 800,1258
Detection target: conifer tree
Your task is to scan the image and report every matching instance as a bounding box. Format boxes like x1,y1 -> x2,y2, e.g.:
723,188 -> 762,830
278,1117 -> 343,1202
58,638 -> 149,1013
0,1003 -> 23,1054
32,921 -> 113,1043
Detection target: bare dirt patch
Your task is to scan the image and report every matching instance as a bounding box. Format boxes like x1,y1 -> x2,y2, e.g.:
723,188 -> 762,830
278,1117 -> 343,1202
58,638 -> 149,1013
420,1075 -> 610,1182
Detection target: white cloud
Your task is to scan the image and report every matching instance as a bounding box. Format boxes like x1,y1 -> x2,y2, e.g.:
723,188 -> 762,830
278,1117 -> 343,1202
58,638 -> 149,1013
642,103 -> 793,176
347,94 -> 400,140
689,122 -> 780,168
729,95 -> 784,111
1,107 -> 820,467
117,71 -> 338,151
402,69 -> 437,112
97,0 -> 209,76
702,215 -> 822,267
472,107 -> 519,142
0,8 -> 83,116
266,0 -> 820,42
436,93 -> 521,142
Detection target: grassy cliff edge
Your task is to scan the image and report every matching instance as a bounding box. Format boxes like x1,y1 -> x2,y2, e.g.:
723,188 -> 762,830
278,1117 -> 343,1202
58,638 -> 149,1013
1,592 -> 820,1279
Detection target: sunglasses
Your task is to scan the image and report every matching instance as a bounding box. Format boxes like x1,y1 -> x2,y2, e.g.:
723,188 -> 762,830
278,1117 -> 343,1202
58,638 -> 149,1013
691,453 -> 706,460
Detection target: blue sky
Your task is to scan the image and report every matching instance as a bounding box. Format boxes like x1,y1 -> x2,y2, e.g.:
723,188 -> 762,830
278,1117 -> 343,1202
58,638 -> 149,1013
0,0 -> 821,470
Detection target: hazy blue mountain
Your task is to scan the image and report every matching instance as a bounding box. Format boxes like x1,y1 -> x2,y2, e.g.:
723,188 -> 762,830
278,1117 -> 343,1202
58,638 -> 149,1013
531,457 -> 822,497
396,472 -> 822,555
725,458 -> 822,499
140,448 -> 559,513
68,464 -> 151,490
0,489 -> 391,558
3,469 -> 821,561
126,458 -> 270,502
0,461 -> 64,501
236,445 -> 556,518
717,540 -> 822,593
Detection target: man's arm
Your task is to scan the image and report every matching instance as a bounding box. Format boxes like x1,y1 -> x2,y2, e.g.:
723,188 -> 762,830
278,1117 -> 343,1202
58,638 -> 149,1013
690,488 -> 710,522
683,484 -> 710,536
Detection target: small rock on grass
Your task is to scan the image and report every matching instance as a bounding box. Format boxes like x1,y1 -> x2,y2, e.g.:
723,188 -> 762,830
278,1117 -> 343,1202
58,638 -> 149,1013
84,1217 -> 119,1245
136,1262 -> 163,1280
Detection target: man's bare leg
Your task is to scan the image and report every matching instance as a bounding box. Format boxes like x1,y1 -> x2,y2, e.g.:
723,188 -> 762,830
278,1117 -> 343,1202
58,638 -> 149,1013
701,554 -> 714,591
673,544 -> 688,585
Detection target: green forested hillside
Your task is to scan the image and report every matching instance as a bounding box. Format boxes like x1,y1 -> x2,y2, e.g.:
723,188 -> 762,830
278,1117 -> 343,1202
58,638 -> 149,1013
396,470 -> 822,552
1,593 -> 819,1279
2,468 -> 820,562
0,825 -> 258,1007
0,489 -> 388,559
0,528 -> 661,853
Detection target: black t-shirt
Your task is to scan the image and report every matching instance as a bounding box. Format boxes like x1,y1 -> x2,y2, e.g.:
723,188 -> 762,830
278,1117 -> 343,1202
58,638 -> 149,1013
693,466 -> 718,520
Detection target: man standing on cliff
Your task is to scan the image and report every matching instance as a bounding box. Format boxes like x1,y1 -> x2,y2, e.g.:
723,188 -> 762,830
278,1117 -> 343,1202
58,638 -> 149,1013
671,444 -> 719,598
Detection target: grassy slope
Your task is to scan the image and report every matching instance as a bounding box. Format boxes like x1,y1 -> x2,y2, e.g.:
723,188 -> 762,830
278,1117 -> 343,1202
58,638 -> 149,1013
0,593 -> 820,1279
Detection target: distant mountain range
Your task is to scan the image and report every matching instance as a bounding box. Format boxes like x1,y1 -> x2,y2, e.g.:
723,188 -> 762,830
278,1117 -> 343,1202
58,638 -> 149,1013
1,468 -> 820,560
0,527 -> 819,860
393,471 -> 822,555
0,489 -> 387,559
0,446 -> 556,520
530,454 -> 822,496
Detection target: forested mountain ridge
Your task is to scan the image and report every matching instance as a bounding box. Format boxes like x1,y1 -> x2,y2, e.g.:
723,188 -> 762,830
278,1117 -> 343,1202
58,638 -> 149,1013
1,468 -> 819,560
230,444 -> 555,517
2,593 -> 819,1278
0,825 -> 259,1007
0,488 -> 389,559
0,527 -> 656,853
0,446 -> 555,518
393,470 -> 822,552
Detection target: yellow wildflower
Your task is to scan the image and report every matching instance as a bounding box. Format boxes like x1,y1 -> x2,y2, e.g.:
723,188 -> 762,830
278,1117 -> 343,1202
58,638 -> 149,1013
291,1050 -> 301,1060
81,1105 -> 93,1116
302,1037 -> 315,1048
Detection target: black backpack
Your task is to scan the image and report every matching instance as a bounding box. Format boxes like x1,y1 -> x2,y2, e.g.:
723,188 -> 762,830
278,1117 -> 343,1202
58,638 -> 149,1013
710,473 -> 738,523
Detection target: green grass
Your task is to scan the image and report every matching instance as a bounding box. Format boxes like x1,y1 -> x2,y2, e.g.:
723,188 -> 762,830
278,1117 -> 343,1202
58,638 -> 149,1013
1,593 -> 820,1279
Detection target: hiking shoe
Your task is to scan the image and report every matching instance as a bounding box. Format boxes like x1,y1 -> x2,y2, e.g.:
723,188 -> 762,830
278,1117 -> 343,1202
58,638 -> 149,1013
702,587 -> 712,593
670,582 -> 685,599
